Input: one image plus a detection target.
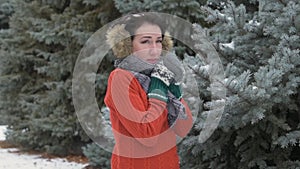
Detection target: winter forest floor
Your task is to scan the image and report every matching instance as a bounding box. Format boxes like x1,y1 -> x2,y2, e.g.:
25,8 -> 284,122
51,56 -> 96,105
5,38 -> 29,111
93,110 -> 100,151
0,125 -> 89,169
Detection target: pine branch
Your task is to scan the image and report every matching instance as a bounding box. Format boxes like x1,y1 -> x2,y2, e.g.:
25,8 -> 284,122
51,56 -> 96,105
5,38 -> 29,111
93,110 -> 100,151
187,64 -> 254,106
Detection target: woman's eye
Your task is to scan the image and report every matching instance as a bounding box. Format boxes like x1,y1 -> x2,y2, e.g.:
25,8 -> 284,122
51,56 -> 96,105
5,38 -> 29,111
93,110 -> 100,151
140,39 -> 161,44
141,40 -> 150,44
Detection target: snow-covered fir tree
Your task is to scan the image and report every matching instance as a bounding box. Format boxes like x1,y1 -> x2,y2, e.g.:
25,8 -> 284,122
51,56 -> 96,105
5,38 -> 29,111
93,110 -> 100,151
179,0 -> 300,168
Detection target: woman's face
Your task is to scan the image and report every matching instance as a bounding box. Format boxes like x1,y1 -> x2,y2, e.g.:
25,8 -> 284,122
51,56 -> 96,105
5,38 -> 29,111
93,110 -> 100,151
132,23 -> 162,64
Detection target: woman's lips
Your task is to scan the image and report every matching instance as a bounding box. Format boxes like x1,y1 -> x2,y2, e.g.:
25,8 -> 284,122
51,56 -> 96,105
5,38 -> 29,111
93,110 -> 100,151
147,59 -> 159,64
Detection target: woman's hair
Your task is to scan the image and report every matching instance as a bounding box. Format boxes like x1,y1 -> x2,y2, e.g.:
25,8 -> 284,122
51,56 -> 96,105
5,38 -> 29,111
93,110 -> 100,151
122,13 -> 166,40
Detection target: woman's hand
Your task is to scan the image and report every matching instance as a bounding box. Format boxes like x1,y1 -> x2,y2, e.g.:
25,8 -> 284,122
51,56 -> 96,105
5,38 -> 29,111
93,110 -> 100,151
162,53 -> 184,99
151,62 -> 175,86
148,62 -> 175,102
168,83 -> 182,99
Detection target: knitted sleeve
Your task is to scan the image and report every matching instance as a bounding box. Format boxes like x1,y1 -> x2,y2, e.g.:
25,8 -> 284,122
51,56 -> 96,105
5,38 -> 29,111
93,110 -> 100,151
104,69 -> 169,147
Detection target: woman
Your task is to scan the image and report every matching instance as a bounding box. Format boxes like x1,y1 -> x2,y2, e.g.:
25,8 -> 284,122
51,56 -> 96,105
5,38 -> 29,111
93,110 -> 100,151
105,13 -> 193,169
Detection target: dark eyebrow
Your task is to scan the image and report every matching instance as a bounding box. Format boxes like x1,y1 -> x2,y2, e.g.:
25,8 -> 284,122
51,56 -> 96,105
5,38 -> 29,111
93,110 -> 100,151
140,36 -> 162,39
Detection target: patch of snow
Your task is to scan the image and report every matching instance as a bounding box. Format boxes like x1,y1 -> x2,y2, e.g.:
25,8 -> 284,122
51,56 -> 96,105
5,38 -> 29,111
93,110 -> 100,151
221,41 -> 234,49
215,11 -> 233,22
0,125 -> 7,141
249,20 -> 261,26
0,126 -> 88,169
192,64 -> 199,70
200,65 -> 210,71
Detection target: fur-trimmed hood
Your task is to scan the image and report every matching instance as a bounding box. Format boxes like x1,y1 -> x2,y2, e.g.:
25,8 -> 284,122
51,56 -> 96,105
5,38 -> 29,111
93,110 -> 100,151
106,24 -> 173,58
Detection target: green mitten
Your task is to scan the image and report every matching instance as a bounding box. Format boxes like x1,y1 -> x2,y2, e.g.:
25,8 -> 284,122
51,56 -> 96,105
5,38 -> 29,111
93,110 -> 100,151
169,83 -> 182,99
148,62 -> 175,102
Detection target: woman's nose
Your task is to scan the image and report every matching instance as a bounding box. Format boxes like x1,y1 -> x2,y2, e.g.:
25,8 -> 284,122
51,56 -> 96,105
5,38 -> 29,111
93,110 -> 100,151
149,43 -> 161,56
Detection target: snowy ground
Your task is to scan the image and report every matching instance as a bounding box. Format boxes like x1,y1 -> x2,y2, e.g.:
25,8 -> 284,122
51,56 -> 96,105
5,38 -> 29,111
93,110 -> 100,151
0,125 -> 88,169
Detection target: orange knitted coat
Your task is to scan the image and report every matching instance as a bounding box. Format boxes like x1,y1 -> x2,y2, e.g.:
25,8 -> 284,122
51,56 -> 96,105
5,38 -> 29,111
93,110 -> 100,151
104,68 -> 193,169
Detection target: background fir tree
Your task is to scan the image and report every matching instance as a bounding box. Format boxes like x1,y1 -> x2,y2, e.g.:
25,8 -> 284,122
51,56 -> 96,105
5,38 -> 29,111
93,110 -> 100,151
179,0 -> 300,168
0,0 -> 17,125
0,0 -> 119,164
114,0 -> 206,23
0,0 -> 14,29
